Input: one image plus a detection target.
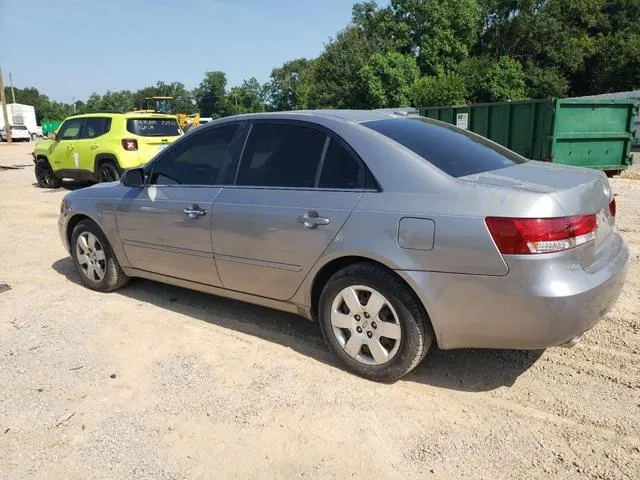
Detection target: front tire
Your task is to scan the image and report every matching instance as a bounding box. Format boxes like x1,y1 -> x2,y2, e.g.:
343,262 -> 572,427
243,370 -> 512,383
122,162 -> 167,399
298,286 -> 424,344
71,220 -> 128,292
318,262 -> 433,382
35,159 -> 62,188
98,161 -> 120,182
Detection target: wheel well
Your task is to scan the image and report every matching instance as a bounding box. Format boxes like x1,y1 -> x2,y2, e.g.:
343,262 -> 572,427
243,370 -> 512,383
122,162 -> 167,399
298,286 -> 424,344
36,155 -> 51,165
310,256 -> 429,323
66,214 -> 94,246
94,155 -> 121,173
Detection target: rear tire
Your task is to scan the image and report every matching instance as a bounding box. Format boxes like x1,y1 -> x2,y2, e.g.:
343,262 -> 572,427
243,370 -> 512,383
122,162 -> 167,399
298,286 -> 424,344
35,159 -> 62,188
98,161 -> 120,182
318,262 -> 433,382
71,220 -> 129,292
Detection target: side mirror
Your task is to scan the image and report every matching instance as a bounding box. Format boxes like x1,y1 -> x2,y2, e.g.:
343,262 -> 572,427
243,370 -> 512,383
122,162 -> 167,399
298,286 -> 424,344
54,132 -> 62,141
121,168 -> 145,187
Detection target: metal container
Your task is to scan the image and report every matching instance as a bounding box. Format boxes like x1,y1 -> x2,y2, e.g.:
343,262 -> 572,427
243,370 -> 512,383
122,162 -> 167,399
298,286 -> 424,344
420,98 -> 638,172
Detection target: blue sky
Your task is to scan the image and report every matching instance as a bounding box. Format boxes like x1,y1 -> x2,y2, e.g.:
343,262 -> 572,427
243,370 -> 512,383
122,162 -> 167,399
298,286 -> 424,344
0,0 -> 374,103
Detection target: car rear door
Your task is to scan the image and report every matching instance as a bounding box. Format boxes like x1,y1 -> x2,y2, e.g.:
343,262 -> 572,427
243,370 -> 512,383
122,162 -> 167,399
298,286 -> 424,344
212,121 -> 365,301
115,123 -> 244,286
76,117 -> 112,173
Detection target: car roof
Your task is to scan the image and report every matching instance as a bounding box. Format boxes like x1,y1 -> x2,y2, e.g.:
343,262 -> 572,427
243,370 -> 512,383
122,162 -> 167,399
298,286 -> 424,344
65,111 -> 177,120
213,109 -> 419,125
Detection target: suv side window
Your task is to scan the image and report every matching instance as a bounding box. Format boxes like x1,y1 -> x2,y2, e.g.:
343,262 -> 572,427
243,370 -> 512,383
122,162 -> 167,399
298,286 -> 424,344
318,139 -> 363,189
236,123 -> 326,188
58,118 -> 83,140
150,124 -> 240,186
82,117 -> 111,139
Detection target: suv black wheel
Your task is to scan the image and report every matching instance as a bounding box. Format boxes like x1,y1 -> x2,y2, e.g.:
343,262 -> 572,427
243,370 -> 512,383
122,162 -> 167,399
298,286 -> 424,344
35,159 -> 62,189
318,262 -> 433,382
70,220 -> 129,292
98,161 -> 120,182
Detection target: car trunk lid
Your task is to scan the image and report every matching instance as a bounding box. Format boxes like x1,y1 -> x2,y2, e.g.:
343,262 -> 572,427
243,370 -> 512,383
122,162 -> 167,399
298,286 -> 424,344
463,161 -> 616,269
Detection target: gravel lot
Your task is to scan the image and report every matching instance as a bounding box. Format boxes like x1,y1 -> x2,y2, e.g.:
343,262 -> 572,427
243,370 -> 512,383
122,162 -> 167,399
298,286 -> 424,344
1,142 -> 639,479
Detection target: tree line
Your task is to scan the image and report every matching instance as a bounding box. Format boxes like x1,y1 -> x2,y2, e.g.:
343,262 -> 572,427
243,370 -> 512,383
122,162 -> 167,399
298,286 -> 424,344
6,0 -> 640,122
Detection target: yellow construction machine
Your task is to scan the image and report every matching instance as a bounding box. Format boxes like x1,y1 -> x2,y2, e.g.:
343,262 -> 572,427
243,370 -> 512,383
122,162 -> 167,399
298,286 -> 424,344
138,96 -> 200,131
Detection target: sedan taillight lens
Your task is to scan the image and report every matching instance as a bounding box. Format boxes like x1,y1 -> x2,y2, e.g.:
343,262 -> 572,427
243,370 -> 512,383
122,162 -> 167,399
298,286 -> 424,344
485,215 -> 597,254
121,139 -> 138,151
609,198 -> 616,218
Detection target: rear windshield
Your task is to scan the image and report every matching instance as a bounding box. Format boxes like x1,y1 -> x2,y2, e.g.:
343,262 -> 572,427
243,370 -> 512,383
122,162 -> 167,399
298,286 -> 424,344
12,125 -> 28,130
126,118 -> 181,137
363,117 -> 527,178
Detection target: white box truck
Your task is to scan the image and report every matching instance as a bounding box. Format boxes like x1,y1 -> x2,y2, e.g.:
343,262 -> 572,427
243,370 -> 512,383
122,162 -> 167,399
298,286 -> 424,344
0,103 -> 40,140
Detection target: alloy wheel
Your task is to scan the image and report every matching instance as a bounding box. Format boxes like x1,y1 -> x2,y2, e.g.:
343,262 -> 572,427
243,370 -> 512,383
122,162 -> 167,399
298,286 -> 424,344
76,232 -> 106,282
330,285 -> 402,366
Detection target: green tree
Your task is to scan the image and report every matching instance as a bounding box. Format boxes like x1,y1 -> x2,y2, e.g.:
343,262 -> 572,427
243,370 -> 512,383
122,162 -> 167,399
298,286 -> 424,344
228,77 -> 268,114
307,27 -> 377,108
355,52 -> 419,108
411,73 -> 468,107
267,58 -> 313,111
352,1 -> 412,53
522,61 -> 569,99
483,56 -> 526,101
391,0 -> 482,75
194,71 -> 230,118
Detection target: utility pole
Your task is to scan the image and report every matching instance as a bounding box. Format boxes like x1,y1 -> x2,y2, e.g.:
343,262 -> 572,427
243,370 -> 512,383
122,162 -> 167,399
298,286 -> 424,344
0,66 -> 12,143
9,72 -> 16,104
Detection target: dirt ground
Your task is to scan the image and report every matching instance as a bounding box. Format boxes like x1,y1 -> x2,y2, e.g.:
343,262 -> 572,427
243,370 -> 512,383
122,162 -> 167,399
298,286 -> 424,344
0,142 -> 638,480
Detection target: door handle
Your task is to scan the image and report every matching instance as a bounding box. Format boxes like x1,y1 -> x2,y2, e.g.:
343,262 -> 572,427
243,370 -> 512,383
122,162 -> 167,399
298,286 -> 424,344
297,210 -> 330,229
184,204 -> 207,219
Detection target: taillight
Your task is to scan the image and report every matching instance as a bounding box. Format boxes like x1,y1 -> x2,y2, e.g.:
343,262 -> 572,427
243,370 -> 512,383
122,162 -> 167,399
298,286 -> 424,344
121,139 -> 138,151
609,198 -> 616,218
485,215 -> 597,254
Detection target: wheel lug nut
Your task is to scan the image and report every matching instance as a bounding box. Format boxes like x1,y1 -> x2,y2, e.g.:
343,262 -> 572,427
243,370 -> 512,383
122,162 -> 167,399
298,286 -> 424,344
367,331 -> 373,338
354,315 -> 360,321
364,312 -> 370,319
371,322 -> 377,329
356,326 -> 363,333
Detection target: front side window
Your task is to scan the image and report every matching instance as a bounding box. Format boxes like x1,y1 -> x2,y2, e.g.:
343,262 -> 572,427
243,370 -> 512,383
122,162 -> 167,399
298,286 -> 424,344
363,117 -> 527,178
236,123 -> 326,188
127,118 -> 181,137
58,118 -> 83,140
150,125 -> 239,186
82,117 -> 111,139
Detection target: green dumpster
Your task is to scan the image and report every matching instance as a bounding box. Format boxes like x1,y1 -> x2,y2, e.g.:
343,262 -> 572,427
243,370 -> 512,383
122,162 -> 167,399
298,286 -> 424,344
420,98 -> 639,172
41,120 -> 62,136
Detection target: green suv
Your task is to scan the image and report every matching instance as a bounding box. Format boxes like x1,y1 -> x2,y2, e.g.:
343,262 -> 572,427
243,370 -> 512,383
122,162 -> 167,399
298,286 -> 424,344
32,112 -> 183,188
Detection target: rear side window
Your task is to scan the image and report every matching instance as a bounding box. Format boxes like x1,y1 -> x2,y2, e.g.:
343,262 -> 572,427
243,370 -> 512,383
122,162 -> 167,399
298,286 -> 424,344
363,118 -> 527,178
318,139 -> 362,189
236,123 -> 326,188
82,117 -> 111,139
127,118 -> 181,137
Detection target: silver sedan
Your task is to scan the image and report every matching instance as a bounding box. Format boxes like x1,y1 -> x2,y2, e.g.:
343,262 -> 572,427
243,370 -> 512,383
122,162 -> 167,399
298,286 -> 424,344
58,110 -> 629,381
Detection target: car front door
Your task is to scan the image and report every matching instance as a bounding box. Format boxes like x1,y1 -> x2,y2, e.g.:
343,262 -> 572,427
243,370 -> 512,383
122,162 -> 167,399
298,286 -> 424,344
47,118 -> 83,173
212,121 -> 365,301
115,123 -> 244,286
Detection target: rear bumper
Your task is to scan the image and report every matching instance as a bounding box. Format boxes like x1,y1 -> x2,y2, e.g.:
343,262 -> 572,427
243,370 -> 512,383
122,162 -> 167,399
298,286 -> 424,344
398,233 -> 629,350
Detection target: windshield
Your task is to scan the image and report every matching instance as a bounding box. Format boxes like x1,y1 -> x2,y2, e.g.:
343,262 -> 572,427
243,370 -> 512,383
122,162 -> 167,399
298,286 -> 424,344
363,117 -> 527,178
126,118 -> 181,137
